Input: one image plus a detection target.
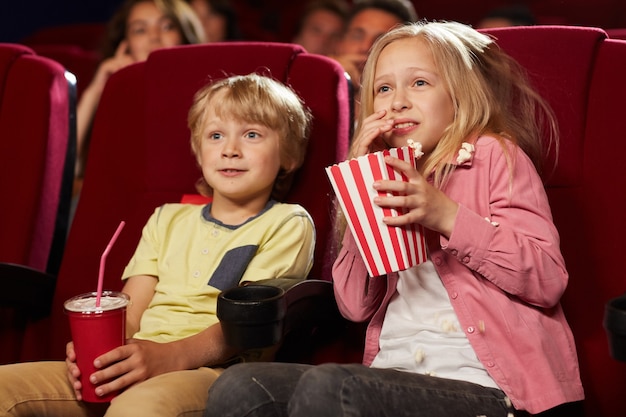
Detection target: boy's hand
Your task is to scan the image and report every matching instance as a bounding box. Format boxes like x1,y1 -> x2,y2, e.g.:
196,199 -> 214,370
88,339 -> 182,399
65,341 -> 84,400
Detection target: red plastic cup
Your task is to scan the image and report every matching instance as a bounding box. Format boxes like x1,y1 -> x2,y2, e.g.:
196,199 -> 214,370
64,291 -> 129,402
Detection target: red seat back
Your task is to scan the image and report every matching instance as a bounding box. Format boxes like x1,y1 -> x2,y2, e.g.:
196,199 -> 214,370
0,43 -> 73,274
482,26 -> 626,417
0,43 -> 74,363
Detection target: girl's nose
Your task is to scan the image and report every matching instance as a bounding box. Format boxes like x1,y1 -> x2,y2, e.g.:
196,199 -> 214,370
390,88 -> 410,112
148,25 -> 162,44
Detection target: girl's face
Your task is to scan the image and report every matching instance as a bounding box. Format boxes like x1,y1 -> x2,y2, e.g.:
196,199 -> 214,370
372,37 -> 455,155
189,0 -> 227,42
126,1 -> 183,61
294,9 -> 345,56
198,91 -> 282,206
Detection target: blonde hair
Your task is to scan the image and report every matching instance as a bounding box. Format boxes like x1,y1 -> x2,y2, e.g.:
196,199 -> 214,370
357,20 -> 558,187
188,73 -> 312,200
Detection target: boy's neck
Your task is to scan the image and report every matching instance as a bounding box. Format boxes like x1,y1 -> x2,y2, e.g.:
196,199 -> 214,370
209,195 -> 272,226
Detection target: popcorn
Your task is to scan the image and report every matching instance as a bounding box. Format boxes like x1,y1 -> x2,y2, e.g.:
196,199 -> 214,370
406,139 -> 424,159
484,217 -> 499,227
414,348 -> 425,364
456,142 -> 475,164
325,147 -> 428,276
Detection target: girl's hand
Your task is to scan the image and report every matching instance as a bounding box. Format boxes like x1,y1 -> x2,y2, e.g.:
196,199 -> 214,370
373,156 -> 459,238
86,339 -> 183,399
349,110 -> 394,158
89,41 -> 135,95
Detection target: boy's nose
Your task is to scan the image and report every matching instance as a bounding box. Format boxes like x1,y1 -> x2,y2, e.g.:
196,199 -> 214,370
221,138 -> 241,157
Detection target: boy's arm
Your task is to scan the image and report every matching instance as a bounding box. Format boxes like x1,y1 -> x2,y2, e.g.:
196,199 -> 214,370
121,275 -> 157,338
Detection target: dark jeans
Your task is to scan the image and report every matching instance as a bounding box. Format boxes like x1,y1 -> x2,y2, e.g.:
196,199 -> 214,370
204,362 -> 517,417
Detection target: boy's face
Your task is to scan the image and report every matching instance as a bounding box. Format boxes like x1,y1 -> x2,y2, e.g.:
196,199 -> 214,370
198,96 -> 282,207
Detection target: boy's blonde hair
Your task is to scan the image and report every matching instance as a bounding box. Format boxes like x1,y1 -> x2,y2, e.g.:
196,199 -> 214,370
358,21 -> 558,187
188,73 -> 312,200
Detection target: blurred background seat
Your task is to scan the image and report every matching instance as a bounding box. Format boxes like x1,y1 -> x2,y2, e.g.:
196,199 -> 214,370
0,43 -> 76,364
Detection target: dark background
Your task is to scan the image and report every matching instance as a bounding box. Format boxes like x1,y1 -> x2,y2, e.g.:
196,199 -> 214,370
3,0 -> 626,45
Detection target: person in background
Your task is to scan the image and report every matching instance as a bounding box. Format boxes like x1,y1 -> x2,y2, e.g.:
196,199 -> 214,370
0,73 -> 314,417
476,4 -> 537,29
186,0 -> 242,42
291,0 -> 350,56
75,0 -> 204,191
329,0 -> 417,122
203,20 -> 584,417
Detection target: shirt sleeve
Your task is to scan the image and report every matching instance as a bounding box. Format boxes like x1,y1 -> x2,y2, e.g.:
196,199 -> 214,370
239,208 -> 315,283
442,142 -> 568,307
331,228 -> 387,322
121,206 -> 162,280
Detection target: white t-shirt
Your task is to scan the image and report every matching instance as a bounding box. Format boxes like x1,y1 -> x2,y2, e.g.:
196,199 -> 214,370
370,260 -> 499,389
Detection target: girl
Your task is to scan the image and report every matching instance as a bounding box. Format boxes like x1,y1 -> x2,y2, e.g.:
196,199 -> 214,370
204,21 -> 584,417
76,0 -> 204,183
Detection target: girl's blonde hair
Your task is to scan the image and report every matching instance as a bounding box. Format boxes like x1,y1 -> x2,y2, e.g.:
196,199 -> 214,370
357,20 -> 558,187
188,73 -> 312,200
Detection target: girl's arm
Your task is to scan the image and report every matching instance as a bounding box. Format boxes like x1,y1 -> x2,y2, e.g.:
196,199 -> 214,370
332,228 -> 387,322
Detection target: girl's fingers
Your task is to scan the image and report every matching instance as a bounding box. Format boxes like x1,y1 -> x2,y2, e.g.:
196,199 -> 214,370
114,40 -> 130,58
380,155 -> 422,180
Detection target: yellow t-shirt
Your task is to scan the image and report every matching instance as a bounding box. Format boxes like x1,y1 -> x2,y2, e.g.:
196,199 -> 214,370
122,201 -> 315,343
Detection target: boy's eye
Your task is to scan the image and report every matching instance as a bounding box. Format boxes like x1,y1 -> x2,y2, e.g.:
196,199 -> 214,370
415,79 -> 427,87
246,131 -> 260,139
209,132 -> 222,140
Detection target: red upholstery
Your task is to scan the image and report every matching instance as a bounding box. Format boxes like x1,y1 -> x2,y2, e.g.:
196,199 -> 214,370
479,26 -> 626,416
21,23 -> 106,52
0,43 -> 74,364
605,28 -> 626,40
27,44 -> 100,99
19,42 -> 350,362
0,43 -> 72,272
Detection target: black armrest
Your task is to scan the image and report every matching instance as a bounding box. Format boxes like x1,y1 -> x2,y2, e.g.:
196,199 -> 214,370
217,279 -> 344,351
604,293 -> 626,362
0,262 -> 56,320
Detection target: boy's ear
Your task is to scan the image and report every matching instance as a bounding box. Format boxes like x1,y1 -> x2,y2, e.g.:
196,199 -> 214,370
282,160 -> 299,175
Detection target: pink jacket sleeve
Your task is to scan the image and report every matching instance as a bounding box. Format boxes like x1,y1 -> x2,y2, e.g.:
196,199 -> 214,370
331,229 -> 387,322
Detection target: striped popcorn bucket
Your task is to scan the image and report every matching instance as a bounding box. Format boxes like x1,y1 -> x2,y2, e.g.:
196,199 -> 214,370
326,147 -> 427,277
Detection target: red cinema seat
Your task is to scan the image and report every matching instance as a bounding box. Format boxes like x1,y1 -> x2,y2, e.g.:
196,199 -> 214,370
481,26 -> 626,416
0,43 -> 75,364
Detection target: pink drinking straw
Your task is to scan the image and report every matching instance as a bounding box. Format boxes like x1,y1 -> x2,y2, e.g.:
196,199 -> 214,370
96,221 -> 126,307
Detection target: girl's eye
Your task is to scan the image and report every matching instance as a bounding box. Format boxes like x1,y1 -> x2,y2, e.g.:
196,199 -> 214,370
377,85 -> 390,94
128,26 -> 146,36
161,19 -> 177,32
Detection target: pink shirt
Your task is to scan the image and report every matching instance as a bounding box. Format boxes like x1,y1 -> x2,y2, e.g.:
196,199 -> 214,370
332,135 -> 584,414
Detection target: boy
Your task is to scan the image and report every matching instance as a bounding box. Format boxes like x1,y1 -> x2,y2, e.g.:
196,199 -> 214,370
0,73 -> 315,417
